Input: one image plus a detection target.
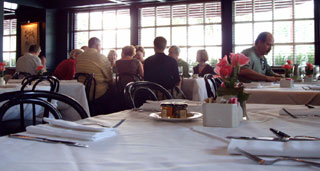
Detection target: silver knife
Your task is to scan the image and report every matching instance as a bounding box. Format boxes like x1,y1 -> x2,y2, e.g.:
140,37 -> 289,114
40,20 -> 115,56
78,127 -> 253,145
226,136 -> 320,142
8,134 -> 89,148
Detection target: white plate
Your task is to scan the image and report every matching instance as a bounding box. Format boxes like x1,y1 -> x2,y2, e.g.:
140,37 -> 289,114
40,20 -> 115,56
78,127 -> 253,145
149,112 -> 202,121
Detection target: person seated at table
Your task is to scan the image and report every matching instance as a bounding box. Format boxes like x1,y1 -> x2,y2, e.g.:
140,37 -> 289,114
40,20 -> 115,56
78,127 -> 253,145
239,32 -> 282,82
16,44 -> 45,75
81,46 -> 88,51
193,49 -> 215,77
116,45 -> 143,90
107,49 -> 118,73
76,37 -> 116,115
134,45 -> 145,64
53,49 -> 84,80
169,45 -> 190,78
144,36 -> 180,90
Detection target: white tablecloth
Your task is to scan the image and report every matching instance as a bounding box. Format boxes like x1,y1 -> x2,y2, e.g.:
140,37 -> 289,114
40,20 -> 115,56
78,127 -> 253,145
245,83 -> 320,105
181,78 -> 208,101
2,80 -> 90,120
0,104 -> 319,170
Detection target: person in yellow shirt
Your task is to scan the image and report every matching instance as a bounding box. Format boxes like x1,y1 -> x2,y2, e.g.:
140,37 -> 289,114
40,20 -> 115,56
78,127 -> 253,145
76,37 -> 113,115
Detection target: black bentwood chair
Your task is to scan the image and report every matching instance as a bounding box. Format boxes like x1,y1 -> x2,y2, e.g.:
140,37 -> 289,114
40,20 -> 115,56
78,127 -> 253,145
124,81 -> 173,109
20,75 -> 60,123
0,90 -> 89,136
74,73 -> 97,115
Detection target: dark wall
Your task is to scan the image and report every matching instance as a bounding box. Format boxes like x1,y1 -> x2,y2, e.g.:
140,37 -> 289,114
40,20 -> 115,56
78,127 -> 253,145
16,5 -> 46,58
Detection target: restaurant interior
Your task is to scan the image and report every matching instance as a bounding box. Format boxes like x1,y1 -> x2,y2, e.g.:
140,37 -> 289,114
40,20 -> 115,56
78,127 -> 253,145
0,0 -> 320,170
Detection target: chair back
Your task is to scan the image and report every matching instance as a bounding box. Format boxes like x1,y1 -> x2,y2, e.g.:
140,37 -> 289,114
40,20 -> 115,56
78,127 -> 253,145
12,72 -> 32,79
74,73 -> 96,114
21,75 -> 60,92
204,74 -> 220,100
0,90 -> 89,135
124,81 -> 173,109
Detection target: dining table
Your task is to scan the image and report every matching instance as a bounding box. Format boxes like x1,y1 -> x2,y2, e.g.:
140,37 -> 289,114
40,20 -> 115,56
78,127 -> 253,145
245,82 -> 320,105
0,103 -> 319,171
2,79 -> 90,120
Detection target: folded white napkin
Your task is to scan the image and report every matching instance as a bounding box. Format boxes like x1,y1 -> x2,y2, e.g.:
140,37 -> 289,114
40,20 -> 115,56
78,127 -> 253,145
26,118 -> 116,141
228,139 -> 320,158
279,108 -> 320,117
307,85 -> 320,90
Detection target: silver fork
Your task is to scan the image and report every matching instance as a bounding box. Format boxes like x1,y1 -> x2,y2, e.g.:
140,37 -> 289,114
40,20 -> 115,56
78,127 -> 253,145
235,147 -> 320,167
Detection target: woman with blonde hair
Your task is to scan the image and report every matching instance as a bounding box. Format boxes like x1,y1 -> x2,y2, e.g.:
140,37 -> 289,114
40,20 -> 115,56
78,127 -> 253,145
107,49 -> 118,73
193,49 -> 214,77
133,45 -> 145,64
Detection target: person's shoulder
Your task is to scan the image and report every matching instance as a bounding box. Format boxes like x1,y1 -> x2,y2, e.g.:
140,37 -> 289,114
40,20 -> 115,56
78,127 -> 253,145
178,58 -> 188,65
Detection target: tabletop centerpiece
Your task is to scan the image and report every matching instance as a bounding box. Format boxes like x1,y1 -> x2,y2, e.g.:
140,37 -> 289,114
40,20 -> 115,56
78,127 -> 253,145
304,63 -> 314,82
0,62 -> 6,85
280,60 -> 294,87
202,53 -> 250,127
36,65 -> 44,75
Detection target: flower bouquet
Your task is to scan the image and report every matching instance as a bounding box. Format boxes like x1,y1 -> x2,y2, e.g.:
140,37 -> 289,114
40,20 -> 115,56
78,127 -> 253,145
280,60 -> 294,87
213,53 -> 250,119
304,63 -> 314,82
36,65 -> 44,75
282,60 -> 293,78
0,62 -> 6,85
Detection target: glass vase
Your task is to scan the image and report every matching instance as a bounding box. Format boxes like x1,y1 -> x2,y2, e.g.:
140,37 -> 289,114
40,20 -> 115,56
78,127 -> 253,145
0,77 -> 5,85
240,101 -> 248,120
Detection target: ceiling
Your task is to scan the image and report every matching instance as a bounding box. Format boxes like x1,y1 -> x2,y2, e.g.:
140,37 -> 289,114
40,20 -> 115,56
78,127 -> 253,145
6,0 -> 204,10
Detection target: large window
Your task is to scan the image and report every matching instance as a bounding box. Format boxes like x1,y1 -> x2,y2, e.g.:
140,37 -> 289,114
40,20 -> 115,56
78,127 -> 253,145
233,0 -> 314,66
3,18 -> 17,67
139,2 -> 221,66
74,9 -> 131,55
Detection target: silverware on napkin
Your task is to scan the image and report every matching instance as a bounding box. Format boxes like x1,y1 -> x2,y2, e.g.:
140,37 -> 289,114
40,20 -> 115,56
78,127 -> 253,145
235,147 -> 320,167
226,136 -> 320,142
270,128 -> 320,141
112,119 -> 126,128
282,108 -> 298,119
8,134 -> 89,148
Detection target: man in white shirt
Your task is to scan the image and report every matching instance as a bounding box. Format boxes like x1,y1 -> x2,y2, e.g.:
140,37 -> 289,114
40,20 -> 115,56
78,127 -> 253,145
16,45 -> 45,75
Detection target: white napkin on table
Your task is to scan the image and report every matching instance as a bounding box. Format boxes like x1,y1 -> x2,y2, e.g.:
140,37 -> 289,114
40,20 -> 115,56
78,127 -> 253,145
228,139 -> 320,158
26,118 -> 116,141
307,85 -> 320,90
279,108 -> 320,117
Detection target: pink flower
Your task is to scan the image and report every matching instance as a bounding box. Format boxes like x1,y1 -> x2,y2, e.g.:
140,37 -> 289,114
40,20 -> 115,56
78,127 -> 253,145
306,63 -> 313,70
0,62 -> 5,72
282,64 -> 293,70
230,53 -> 250,67
36,65 -> 44,71
215,65 -> 233,79
216,55 -> 229,68
287,59 -> 293,65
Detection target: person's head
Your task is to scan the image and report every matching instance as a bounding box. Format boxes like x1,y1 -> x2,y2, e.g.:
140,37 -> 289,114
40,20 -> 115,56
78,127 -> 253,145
196,49 -> 209,63
121,46 -> 136,59
255,32 -> 274,56
81,46 -> 88,51
29,44 -> 41,56
88,37 -> 101,53
168,45 -> 180,60
153,36 -> 167,53
69,49 -> 84,59
134,45 -> 145,62
107,50 -> 118,64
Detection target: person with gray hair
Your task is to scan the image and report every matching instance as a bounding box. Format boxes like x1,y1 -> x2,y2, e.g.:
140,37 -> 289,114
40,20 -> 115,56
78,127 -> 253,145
169,45 -> 190,78
239,32 -> 282,82
16,44 -> 45,75
53,49 -> 84,80
144,36 -> 180,90
76,37 -> 114,115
